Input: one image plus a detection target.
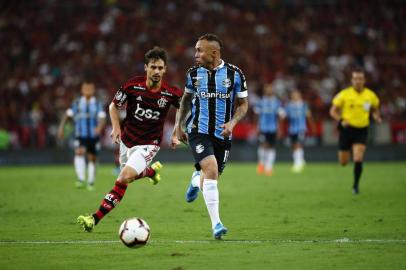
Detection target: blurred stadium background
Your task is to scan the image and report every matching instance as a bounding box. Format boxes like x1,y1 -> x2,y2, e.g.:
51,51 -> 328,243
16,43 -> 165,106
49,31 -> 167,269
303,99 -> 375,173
0,0 -> 405,164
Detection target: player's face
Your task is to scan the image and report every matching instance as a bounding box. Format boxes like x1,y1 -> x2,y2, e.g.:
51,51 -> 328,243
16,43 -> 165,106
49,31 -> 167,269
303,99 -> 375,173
291,90 -> 301,101
351,72 -> 366,91
81,83 -> 95,98
264,84 -> 273,96
145,59 -> 166,84
195,40 -> 216,68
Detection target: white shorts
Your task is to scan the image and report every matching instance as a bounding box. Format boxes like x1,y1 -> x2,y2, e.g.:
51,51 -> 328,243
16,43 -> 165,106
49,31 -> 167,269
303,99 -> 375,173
119,142 -> 160,174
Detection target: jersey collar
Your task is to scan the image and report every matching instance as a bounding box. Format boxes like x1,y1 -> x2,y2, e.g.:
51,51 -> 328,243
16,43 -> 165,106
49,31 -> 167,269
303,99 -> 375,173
213,59 -> 225,70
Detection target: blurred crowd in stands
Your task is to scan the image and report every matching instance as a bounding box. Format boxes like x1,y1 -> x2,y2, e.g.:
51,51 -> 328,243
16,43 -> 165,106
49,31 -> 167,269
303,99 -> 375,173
0,0 -> 405,149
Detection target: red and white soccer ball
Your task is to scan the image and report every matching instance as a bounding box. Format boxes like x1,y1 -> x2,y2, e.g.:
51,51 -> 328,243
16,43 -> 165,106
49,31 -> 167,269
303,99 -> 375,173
118,218 -> 151,248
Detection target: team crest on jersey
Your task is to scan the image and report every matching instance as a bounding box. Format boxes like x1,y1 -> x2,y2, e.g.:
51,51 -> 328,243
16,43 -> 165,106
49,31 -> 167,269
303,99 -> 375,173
157,97 -> 168,108
193,80 -> 200,88
195,144 -> 205,154
223,78 -> 232,88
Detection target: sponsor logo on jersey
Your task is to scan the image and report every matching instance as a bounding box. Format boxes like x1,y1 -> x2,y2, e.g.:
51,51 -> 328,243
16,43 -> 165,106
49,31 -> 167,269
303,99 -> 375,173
134,103 -> 160,121
157,97 -> 168,108
199,92 -> 231,99
132,85 -> 146,91
195,144 -> 205,154
160,90 -> 173,97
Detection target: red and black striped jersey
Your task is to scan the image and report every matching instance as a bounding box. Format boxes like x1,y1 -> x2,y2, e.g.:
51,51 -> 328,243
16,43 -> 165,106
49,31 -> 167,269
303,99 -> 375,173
112,76 -> 182,147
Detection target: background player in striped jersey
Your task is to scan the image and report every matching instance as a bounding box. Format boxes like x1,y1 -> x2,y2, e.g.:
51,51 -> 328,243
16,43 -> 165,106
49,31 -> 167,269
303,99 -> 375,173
284,89 -> 314,173
77,47 -> 183,232
58,81 -> 106,190
254,84 -> 284,176
330,69 -> 381,194
172,34 -> 248,239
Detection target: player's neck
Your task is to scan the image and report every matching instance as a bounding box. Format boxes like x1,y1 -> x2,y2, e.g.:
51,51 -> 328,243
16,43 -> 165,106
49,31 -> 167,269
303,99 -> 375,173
206,58 -> 222,71
353,86 -> 364,92
146,79 -> 161,92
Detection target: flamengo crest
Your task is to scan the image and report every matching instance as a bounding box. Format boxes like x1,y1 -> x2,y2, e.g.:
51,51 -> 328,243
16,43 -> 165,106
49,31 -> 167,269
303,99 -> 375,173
157,97 -> 168,108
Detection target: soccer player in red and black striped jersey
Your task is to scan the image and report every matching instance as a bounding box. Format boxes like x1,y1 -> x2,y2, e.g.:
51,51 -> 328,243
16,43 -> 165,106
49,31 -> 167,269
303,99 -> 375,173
77,47 -> 182,231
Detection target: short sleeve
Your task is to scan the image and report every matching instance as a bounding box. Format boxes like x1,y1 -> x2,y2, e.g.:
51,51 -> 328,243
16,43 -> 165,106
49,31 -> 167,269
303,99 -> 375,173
371,92 -> 380,108
97,102 -> 106,118
112,86 -> 128,107
235,71 -> 248,98
332,91 -> 344,107
66,100 -> 77,117
172,88 -> 183,109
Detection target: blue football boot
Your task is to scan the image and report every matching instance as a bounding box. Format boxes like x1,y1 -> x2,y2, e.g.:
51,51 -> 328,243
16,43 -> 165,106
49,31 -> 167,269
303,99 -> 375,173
213,222 -> 228,240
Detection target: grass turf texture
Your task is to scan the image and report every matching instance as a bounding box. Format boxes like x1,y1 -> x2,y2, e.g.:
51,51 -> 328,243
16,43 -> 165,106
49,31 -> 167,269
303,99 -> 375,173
0,162 -> 405,269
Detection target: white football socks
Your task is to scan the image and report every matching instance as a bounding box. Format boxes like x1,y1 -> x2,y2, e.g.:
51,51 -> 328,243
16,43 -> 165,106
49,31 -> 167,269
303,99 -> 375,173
87,161 -> 96,185
264,149 -> 276,171
202,179 -> 221,229
191,171 -> 201,188
293,148 -> 304,166
74,155 -> 86,182
257,147 -> 265,165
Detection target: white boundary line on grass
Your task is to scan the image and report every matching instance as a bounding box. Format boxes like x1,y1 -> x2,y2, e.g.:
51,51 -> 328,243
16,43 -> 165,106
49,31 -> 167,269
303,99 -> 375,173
0,239 -> 405,245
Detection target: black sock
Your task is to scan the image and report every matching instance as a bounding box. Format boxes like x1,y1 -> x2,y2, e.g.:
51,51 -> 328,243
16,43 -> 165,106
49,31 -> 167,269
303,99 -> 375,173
353,162 -> 363,189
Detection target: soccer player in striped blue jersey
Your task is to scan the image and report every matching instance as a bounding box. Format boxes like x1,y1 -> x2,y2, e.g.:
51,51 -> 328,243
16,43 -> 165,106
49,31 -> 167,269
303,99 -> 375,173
284,89 -> 313,173
254,84 -> 284,176
172,34 -> 248,239
58,82 -> 106,190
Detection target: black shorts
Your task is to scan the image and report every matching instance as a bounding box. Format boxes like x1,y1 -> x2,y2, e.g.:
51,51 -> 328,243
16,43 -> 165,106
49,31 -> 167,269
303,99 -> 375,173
258,132 -> 277,145
338,127 -> 368,151
188,133 -> 231,174
74,137 -> 100,155
289,132 -> 305,145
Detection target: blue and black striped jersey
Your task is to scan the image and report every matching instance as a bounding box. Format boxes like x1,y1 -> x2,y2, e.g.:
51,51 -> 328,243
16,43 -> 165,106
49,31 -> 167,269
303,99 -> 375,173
184,60 -> 248,140
285,101 -> 308,135
67,96 -> 106,139
255,96 -> 282,133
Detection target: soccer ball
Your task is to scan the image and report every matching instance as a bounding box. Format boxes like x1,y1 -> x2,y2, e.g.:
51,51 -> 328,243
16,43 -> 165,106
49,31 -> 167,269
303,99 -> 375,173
118,218 -> 151,248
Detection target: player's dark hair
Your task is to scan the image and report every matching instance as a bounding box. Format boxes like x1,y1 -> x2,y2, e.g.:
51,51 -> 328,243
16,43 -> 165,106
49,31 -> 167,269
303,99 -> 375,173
198,33 -> 223,49
144,46 -> 167,65
352,67 -> 365,74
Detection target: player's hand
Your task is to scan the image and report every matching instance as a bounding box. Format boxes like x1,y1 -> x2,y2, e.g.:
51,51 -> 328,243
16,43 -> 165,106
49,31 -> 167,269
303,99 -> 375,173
374,116 -> 382,124
57,128 -> 64,140
170,134 -> 181,149
110,128 -> 121,144
94,126 -> 103,136
220,120 -> 236,138
175,126 -> 188,145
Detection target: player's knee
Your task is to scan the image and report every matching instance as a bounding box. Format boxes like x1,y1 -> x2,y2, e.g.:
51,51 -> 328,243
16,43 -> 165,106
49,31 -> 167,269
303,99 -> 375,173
203,167 -> 218,180
339,160 -> 348,166
118,169 -> 136,183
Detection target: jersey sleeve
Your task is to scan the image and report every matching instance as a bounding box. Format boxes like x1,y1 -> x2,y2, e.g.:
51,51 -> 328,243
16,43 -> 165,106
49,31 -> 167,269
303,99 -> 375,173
253,100 -> 261,114
184,72 -> 195,94
97,102 -> 107,118
332,91 -> 344,107
172,87 -> 183,108
235,71 -> 248,98
112,86 -> 128,107
66,100 -> 77,117
371,92 -> 380,108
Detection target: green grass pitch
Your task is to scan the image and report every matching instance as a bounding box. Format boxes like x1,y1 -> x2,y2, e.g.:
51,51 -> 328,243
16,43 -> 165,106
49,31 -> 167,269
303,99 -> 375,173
0,162 -> 405,269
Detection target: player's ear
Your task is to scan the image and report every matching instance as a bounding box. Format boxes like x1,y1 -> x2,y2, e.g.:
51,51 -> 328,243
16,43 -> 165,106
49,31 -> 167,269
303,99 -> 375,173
144,64 -> 148,72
